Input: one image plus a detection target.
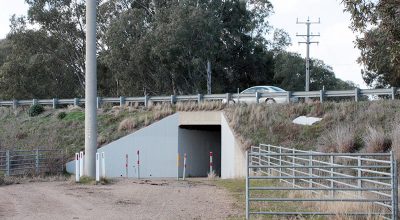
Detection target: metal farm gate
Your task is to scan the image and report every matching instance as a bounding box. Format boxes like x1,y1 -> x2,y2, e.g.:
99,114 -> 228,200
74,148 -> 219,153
246,144 -> 398,219
0,149 -> 64,176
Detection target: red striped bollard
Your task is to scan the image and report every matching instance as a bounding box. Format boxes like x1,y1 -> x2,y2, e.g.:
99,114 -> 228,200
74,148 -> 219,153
183,153 -> 187,180
125,154 -> 129,178
137,150 -> 140,179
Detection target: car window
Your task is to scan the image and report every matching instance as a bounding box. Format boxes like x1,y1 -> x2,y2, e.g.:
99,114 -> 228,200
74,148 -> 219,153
241,88 -> 256,94
270,87 -> 285,92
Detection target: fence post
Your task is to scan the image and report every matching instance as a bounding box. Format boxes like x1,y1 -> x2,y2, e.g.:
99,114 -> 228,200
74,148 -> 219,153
255,92 -> 260,104
292,148 -> 295,187
392,87 -> 397,100
120,96 -> 126,107
267,145 -> 271,175
391,151 -> 398,220
6,150 -> 10,176
357,156 -> 362,197
197,94 -> 203,103
279,147 -> 282,180
330,155 -> 334,197
35,148 -> 39,174
52,98 -> 58,109
245,150 -> 249,220
258,146 -> 261,174
309,153 -> 313,188
32,99 -> 38,106
354,88 -> 360,102
320,90 -> 325,103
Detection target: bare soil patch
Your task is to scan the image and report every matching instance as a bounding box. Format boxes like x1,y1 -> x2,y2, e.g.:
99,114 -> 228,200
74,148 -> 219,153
0,178 -> 241,220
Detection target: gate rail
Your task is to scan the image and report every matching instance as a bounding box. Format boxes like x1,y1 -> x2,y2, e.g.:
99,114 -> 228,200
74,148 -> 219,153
0,149 -> 64,176
245,144 -> 398,219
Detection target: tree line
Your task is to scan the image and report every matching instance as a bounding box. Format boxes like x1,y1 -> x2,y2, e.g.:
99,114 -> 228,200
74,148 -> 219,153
0,0 -> 356,100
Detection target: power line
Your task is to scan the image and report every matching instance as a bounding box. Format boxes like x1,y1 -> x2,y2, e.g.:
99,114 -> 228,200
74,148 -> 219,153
296,17 -> 320,95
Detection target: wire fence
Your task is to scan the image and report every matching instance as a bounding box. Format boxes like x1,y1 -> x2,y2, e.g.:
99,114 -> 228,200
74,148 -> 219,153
0,149 -> 64,176
246,144 -> 398,220
0,87 -> 398,109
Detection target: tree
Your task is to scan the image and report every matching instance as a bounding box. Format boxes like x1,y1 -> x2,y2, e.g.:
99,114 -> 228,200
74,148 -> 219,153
342,0 -> 400,87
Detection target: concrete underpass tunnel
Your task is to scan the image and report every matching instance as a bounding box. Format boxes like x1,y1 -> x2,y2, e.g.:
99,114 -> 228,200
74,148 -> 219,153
178,125 -> 221,177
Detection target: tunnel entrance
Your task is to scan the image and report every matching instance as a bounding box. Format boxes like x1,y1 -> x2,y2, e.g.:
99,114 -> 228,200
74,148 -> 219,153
178,125 -> 221,177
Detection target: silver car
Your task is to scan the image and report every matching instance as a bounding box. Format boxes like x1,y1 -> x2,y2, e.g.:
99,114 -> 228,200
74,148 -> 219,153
227,86 -> 298,104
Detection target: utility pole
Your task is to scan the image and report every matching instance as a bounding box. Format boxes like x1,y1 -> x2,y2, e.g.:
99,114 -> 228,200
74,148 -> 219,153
85,0 -> 97,178
296,17 -> 320,99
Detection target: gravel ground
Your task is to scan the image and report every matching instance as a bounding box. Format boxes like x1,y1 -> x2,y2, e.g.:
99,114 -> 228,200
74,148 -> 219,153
0,178 -> 241,220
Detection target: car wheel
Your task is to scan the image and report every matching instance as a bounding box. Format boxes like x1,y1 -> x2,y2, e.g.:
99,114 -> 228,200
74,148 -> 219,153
266,99 -> 275,104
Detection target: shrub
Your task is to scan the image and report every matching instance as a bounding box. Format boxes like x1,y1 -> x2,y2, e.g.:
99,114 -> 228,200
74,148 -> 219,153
364,126 -> 391,153
57,112 -> 67,120
28,104 -> 44,117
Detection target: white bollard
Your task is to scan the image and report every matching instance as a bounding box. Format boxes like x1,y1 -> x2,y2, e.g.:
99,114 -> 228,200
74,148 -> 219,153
96,153 -> 100,182
79,151 -> 84,177
101,152 -> 106,178
177,153 -> 180,180
137,150 -> 140,179
183,153 -> 187,180
209,151 -> 213,174
75,153 -> 80,182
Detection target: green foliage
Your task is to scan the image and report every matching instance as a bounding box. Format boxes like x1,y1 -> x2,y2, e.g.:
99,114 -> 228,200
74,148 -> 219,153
57,112 -> 67,120
28,104 -> 44,117
63,112 -> 85,122
342,0 -> 400,87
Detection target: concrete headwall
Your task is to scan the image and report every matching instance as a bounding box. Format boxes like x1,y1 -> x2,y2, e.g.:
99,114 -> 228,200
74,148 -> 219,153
67,111 -> 246,179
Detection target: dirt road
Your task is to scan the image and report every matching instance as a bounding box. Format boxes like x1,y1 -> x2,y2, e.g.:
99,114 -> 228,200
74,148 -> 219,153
0,178 -> 241,220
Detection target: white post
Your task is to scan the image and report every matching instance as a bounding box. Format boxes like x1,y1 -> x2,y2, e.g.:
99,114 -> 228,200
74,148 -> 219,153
177,153 -> 180,180
84,0 -> 98,178
137,150 -> 140,179
183,153 -> 187,180
79,151 -> 84,177
209,152 -> 213,174
95,153 -> 100,182
75,153 -> 80,182
101,152 -> 105,178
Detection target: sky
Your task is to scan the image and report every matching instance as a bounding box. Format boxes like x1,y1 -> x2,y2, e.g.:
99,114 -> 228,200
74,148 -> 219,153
0,0 -> 367,88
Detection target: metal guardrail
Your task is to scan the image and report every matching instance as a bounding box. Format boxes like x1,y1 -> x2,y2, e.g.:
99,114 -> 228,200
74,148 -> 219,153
0,149 -> 64,176
245,144 -> 398,220
0,88 -> 398,109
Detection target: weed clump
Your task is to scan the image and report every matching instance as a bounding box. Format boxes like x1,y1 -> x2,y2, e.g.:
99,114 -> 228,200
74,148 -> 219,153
118,118 -> 136,132
57,112 -> 67,120
28,104 -> 44,117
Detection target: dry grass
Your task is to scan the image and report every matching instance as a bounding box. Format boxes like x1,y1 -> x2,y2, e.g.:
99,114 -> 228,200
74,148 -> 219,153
318,125 -> 357,153
176,101 -> 225,111
0,174 -> 70,186
363,126 -> 390,153
118,118 -> 136,132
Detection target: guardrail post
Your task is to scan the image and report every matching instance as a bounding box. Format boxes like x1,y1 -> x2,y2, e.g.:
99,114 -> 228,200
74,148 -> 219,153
96,97 -> 101,109
392,87 -> 397,100
354,88 -> 360,102
12,100 -> 18,109
319,90 -> 325,103
225,93 -> 231,104
197,94 -> 203,103
119,96 -> 126,107
35,148 -> 39,174
170,95 -> 176,105
6,150 -> 10,176
32,99 -> 38,106
286,91 -> 292,103
144,95 -> 149,107
255,92 -> 260,104
73,98 -> 79,106
52,98 -> 58,109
